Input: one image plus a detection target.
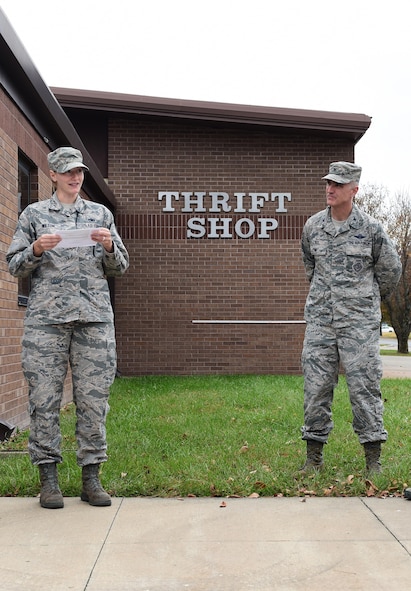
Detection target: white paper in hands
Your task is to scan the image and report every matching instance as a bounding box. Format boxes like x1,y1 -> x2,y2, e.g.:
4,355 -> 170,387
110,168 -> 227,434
54,228 -> 99,249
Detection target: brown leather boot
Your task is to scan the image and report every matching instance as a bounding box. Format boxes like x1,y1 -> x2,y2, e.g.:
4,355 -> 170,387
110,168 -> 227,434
299,440 -> 324,473
81,464 -> 111,506
38,463 -> 64,509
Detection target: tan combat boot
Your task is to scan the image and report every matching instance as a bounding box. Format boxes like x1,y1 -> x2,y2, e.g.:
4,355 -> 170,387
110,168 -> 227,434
299,440 -> 324,473
363,441 -> 382,474
81,464 -> 112,506
38,463 -> 64,509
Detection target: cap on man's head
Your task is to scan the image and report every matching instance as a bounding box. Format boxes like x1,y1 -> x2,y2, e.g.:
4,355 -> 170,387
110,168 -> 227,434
47,147 -> 89,173
322,161 -> 362,184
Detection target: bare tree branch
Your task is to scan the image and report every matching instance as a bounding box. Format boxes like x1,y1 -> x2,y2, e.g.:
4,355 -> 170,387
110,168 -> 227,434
357,185 -> 410,353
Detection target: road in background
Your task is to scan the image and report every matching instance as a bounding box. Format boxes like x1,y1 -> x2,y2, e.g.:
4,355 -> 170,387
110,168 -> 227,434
380,337 -> 411,378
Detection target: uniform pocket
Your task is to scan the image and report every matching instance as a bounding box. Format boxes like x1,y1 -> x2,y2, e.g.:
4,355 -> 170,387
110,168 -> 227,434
346,244 -> 372,274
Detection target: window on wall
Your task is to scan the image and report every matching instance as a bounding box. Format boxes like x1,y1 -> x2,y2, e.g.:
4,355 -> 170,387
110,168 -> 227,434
17,152 -> 37,306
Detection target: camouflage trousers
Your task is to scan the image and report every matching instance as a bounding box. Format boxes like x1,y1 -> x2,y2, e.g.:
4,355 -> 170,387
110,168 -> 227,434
22,321 -> 117,466
301,322 -> 387,444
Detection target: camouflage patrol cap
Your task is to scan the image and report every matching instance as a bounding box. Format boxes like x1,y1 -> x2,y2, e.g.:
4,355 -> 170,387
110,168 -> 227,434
47,147 -> 89,173
322,161 -> 362,184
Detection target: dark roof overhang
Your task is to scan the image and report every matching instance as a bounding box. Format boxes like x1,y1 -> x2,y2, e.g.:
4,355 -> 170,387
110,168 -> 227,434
0,8 -> 116,210
51,87 -> 371,143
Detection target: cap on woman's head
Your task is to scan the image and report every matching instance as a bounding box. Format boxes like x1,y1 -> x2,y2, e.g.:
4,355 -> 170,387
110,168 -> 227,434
322,161 -> 362,184
47,147 -> 89,173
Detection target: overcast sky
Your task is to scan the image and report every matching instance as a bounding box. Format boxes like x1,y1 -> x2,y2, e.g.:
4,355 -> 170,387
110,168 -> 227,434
1,0 -> 410,195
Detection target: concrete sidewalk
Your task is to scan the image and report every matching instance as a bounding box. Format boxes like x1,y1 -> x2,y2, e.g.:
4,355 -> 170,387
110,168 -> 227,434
1,496 -> 410,590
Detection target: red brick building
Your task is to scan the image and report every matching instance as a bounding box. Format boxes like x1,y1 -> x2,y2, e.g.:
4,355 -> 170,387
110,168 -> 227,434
0,8 -> 371,428
55,88 -> 370,377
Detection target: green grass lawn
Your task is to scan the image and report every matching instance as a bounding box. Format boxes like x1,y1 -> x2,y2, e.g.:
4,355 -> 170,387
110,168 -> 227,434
1,375 -> 410,499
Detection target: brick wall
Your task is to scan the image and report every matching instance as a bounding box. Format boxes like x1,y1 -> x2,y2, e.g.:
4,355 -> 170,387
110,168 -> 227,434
108,117 -> 354,375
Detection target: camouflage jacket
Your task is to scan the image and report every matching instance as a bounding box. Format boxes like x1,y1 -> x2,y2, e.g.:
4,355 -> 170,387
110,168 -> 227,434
6,193 -> 129,325
301,205 -> 401,327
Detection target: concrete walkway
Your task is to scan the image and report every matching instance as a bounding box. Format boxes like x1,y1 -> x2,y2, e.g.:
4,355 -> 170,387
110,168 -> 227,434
1,496 -> 411,590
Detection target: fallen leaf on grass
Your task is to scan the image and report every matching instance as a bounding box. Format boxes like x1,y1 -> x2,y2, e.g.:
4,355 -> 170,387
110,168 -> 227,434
254,481 -> 266,489
377,490 -> 390,498
298,488 -> 316,496
365,479 -> 379,497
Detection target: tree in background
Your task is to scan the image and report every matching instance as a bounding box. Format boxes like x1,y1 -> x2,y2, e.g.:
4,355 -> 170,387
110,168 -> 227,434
356,184 -> 411,353
385,191 -> 411,353
355,183 -> 389,223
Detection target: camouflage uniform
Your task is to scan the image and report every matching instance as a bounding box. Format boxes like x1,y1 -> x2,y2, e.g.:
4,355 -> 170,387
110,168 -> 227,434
6,193 -> 129,466
301,204 -> 401,444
